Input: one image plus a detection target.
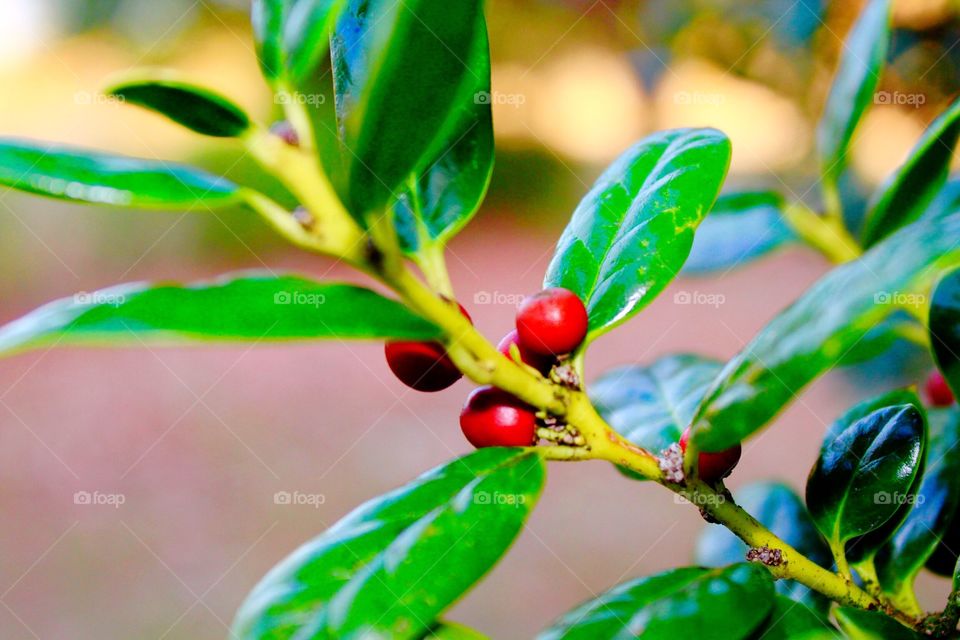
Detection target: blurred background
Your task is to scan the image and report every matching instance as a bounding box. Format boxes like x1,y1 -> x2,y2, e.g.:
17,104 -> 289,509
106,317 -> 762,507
0,0 -> 957,637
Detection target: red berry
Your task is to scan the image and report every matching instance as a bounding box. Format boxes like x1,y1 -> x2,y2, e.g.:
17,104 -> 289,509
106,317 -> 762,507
516,288 -> 588,356
926,371 -> 955,407
679,427 -> 741,484
385,303 -> 471,392
460,386 -> 537,448
497,329 -> 555,374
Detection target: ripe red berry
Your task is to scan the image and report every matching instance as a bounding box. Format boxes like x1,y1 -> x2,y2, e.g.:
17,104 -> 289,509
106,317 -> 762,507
679,427 -> 741,484
460,386 -> 538,448
497,329 -> 555,374
385,303 -> 471,392
516,288 -> 588,356
926,370 -> 955,407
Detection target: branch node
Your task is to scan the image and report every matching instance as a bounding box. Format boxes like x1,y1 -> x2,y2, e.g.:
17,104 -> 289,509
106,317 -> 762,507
746,545 -> 783,567
658,444 -> 685,484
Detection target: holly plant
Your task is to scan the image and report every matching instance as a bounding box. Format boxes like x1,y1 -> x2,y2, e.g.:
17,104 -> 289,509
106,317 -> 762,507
5,0 -> 960,637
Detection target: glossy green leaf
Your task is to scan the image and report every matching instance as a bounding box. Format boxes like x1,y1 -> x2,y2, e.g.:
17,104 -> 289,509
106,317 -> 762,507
816,0 -> 891,187
806,401 -> 925,550
106,77 -> 250,137
683,191 -> 794,274
331,0 -> 486,219
591,354 -> 721,481
423,622 -> 489,640
875,407 -> 960,594
930,267 -> 960,398
753,595 -> 841,640
251,0 -> 345,84
544,128 -> 731,339
393,11 -> 493,255
251,0 -> 287,81
0,273 -> 439,357
0,138 -> 240,209
695,482 -> 832,614
537,564 -> 774,640
861,97 -> 960,247
232,448 -> 544,640
691,209 -> 960,452
834,607 -> 923,640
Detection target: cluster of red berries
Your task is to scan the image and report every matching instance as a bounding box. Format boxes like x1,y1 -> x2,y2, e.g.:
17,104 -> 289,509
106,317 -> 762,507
385,288 -> 589,448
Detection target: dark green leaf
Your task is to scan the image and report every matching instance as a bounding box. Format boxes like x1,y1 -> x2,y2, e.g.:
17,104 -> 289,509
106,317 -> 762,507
251,0 -> 287,81
875,408 -> 960,593
683,191 -> 794,274
816,0 -> 891,187
695,482 -> 832,614
752,595 -> 840,640
834,607 -> 923,640
544,128 -> 731,339
107,78 -> 251,137
861,97 -> 960,247
331,0 -> 486,218
691,209 -> 960,452
806,402 -> 925,549
0,138 -> 240,209
591,354 -> 721,481
393,11 -> 493,254
232,448 -> 545,640
930,267 -> 960,398
537,564 -> 774,640
0,273 -> 439,356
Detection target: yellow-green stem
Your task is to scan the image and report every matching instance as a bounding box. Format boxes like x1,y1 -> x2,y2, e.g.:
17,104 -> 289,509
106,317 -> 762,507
784,202 -> 861,264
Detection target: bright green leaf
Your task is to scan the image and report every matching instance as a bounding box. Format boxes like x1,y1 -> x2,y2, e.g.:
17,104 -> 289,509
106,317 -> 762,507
0,273 -> 439,357
393,11 -> 493,255
0,138 -> 240,209
424,622 -> 489,640
251,0 -> 287,81
537,564 -> 774,640
753,595 -> 841,640
930,267 -> 960,398
107,77 -> 251,137
861,97 -> 960,247
691,209 -> 960,452
816,0 -> 891,187
683,191 -> 794,274
835,607 -> 924,639
331,0 -> 486,219
875,407 -> 960,595
695,481 -> 832,614
283,0 -> 345,82
232,448 -> 544,640
806,401 -> 925,551
544,128 -> 731,339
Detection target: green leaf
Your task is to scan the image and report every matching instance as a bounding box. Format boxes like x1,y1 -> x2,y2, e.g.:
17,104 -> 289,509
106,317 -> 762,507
331,0 -> 486,219
861,97 -> 960,247
834,607 -> 924,640
816,0 -> 891,187
590,354 -> 721,477
691,209 -> 960,452
806,400 -> 925,551
251,0 -> 345,84
930,267 -> 960,398
0,273 -> 439,357
393,11 -> 493,255
544,128 -> 731,339
537,564 -> 774,640
753,595 -> 841,640
695,481 -> 832,614
106,77 -> 251,138
0,138 -> 240,209
683,191 -> 794,274
232,448 -> 545,640
424,622 -> 489,640
251,0 -> 287,81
